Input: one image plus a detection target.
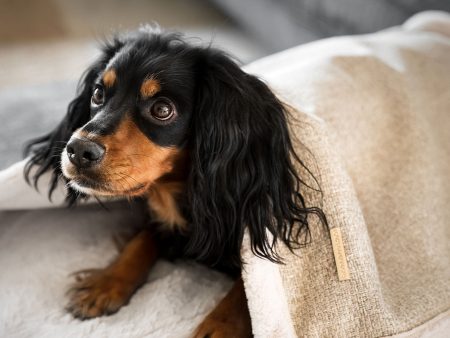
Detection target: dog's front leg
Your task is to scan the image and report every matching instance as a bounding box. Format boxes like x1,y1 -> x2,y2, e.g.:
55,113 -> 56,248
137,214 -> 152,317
66,230 -> 157,319
193,278 -> 252,338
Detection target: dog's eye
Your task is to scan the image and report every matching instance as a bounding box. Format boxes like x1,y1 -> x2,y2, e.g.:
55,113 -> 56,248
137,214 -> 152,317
91,86 -> 105,106
150,99 -> 175,121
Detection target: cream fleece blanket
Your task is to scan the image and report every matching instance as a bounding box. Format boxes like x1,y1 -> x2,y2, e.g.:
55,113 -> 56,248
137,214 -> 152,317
1,11 -> 449,338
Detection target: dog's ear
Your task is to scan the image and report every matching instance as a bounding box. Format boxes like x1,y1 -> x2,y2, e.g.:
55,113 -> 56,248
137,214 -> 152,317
24,39 -> 124,204
186,50 -> 326,268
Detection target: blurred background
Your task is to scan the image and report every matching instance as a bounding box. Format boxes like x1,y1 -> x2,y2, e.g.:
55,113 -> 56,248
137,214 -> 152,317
0,0 -> 449,169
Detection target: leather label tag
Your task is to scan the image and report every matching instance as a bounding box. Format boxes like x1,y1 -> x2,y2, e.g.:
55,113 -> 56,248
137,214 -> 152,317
330,227 -> 351,281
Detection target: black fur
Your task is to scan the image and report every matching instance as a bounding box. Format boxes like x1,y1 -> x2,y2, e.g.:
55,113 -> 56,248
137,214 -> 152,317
24,38 -> 125,204
24,27 -> 327,271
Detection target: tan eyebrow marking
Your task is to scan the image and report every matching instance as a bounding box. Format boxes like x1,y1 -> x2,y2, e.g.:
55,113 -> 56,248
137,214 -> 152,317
140,78 -> 161,98
103,69 -> 117,88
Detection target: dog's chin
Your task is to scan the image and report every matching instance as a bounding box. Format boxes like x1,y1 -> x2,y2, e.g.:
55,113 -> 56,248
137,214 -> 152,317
68,180 -> 97,195
67,178 -> 149,197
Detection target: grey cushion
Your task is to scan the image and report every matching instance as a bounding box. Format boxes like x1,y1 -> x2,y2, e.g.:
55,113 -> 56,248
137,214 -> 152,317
0,81 -> 76,169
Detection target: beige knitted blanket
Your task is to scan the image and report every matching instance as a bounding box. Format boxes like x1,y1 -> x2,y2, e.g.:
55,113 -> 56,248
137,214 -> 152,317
241,11 -> 450,338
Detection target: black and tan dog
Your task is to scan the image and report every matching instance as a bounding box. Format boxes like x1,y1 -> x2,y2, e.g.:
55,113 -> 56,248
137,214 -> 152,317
25,27 -> 325,337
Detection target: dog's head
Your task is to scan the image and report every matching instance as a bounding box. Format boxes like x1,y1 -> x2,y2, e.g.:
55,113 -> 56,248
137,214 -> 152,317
59,32 -> 197,197
25,27 -> 325,267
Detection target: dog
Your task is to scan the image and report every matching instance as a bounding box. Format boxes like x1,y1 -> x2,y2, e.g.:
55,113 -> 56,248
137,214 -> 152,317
24,27 -> 326,337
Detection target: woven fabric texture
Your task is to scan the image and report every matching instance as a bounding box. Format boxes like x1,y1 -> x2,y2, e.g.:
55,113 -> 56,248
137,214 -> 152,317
242,11 -> 450,338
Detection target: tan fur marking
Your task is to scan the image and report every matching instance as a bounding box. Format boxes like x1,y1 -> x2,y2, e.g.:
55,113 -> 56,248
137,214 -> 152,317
92,115 -> 180,196
140,78 -> 161,98
193,278 -> 252,337
103,69 -> 117,88
66,230 -> 157,319
147,181 -> 186,230
73,129 -> 88,138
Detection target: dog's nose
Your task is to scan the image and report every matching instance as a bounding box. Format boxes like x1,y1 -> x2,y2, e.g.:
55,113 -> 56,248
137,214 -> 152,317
66,137 -> 105,168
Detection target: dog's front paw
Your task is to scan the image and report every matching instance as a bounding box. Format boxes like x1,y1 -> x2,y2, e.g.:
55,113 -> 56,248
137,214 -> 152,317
192,316 -> 252,338
66,268 -> 136,319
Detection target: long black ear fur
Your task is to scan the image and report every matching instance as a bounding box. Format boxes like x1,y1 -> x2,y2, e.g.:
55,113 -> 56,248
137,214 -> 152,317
186,49 -> 327,269
24,39 -> 124,204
